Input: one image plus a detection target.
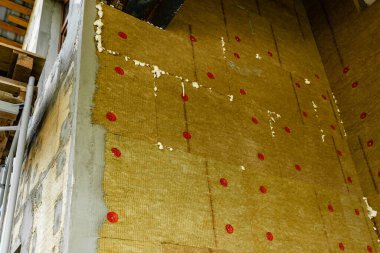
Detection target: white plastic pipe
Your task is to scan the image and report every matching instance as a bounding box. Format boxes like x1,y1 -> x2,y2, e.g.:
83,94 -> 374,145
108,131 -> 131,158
0,126 -> 19,132
0,76 -> 34,253
0,130 -> 19,232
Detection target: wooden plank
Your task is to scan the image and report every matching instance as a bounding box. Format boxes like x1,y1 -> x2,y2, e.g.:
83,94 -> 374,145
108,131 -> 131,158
22,0 -> 34,5
12,53 -> 34,82
0,20 -> 26,36
0,42 -> 45,79
0,90 -> 25,103
0,0 -> 32,16
7,15 -> 29,28
0,37 -> 22,48
0,76 -> 26,96
0,111 -> 17,121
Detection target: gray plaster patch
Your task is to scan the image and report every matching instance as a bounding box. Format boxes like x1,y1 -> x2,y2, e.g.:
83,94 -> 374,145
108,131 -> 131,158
19,199 -> 33,253
53,194 -> 63,235
60,115 -> 72,146
56,150 -> 66,178
31,184 -> 43,210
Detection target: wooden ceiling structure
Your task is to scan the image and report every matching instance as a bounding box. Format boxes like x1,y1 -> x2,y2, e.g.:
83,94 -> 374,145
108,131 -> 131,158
0,0 -> 34,48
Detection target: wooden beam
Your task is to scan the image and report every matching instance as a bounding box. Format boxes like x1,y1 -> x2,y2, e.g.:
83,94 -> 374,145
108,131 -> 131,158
22,0 -> 34,5
0,111 -> 17,121
0,76 -> 26,96
12,53 -> 34,82
0,20 -> 26,36
0,90 -> 25,103
7,15 -> 29,28
0,0 -> 32,16
0,37 -> 22,48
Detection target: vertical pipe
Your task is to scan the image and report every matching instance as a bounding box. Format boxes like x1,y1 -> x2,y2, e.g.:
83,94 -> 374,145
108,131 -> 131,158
0,76 -> 34,253
0,131 -> 20,210
0,156 -> 14,233
0,130 -> 20,236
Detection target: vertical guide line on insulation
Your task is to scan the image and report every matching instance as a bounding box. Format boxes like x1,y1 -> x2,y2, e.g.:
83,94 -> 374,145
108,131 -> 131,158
270,25 -> 282,66
205,161 -> 218,248
255,0 -> 261,15
313,188 -> 333,253
220,0 -> 230,42
331,136 -> 350,194
293,1 -> 305,39
358,136 -> 379,194
188,24 -> 199,82
289,73 -> 304,124
319,0 -> 344,66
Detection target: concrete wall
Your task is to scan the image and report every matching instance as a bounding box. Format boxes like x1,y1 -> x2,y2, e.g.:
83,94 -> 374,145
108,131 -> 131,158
91,0 -> 379,252
304,0 -> 380,234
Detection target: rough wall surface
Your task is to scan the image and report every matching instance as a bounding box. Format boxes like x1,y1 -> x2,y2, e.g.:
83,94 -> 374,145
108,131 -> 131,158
304,0 -> 380,236
9,0 -> 85,251
93,0 -> 378,252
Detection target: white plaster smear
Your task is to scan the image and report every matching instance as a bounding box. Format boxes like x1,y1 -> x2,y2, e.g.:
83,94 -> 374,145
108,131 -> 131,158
363,197 -> 378,219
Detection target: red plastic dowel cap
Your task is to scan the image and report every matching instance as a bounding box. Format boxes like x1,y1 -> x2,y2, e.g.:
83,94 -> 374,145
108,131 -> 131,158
115,66 -> 125,75
259,185 -> 267,194
343,67 -> 350,74
225,224 -> 234,234
360,112 -> 367,119
337,150 -> 343,157
111,148 -> 121,157
339,242 -> 345,251
251,117 -> 258,124
107,212 -> 119,223
234,52 -> 240,59
257,153 -> 265,161
240,89 -> 246,95
354,208 -> 360,216
302,111 -> 308,117
181,94 -> 189,102
347,177 -> 353,184
352,81 -> 358,88
183,131 -> 192,140
220,178 -> 228,187
367,245 -> 373,253
267,51 -> 273,57
328,204 -> 334,212
295,82 -> 301,88
118,32 -> 128,39
367,139 -> 374,147
284,126 -> 291,133
207,72 -> 215,79
295,164 -> 301,171
190,35 -> 197,42
235,35 -> 241,42
266,232 -> 274,241
106,112 -> 117,122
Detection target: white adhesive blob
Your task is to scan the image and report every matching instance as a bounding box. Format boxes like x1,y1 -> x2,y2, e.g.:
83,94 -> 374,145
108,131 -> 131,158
363,197 -> 378,219
152,65 -> 166,78
228,95 -> 234,102
156,142 -> 164,150
192,82 -> 200,89
256,53 -> 262,60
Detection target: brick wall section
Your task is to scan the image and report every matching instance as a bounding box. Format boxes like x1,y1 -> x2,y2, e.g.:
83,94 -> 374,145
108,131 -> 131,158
304,0 -> 380,231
